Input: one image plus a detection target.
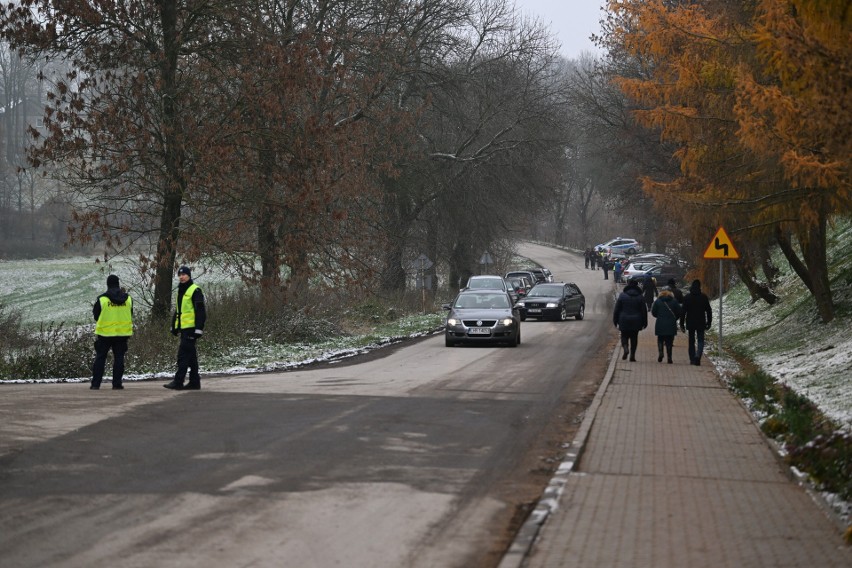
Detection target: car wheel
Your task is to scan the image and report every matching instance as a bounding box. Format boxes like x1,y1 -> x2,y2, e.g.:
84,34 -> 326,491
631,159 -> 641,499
559,306 -> 568,321
445,334 -> 455,347
575,304 -> 585,320
628,248 -> 636,255
510,330 -> 519,347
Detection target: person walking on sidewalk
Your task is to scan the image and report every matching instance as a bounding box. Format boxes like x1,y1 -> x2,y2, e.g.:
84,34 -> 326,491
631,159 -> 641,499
602,255 -> 611,280
91,274 -> 133,390
651,286 -> 681,364
642,272 -> 657,311
680,279 -> 712,366
613,280 -> 647,361
164,266 -> 207,390
613,259 -> 624,283
584,247 -> 591,269
667,278 -> 684,304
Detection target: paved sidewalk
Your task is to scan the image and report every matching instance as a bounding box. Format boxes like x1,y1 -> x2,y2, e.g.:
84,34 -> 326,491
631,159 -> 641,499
501,330 -> 850,568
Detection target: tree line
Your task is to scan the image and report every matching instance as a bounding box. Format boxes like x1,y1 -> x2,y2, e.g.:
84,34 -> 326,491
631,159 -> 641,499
0,1 -> 846,324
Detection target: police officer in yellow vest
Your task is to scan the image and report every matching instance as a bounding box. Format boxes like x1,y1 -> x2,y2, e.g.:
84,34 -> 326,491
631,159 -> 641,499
164,266 -> 206,390
91,274 -> 133,390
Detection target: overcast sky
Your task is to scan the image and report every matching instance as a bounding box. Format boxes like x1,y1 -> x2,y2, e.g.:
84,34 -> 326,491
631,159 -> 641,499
514,0 -> 606,59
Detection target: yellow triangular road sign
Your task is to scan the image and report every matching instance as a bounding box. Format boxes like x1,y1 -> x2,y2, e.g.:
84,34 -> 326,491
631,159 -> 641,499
703,227 -> 739,259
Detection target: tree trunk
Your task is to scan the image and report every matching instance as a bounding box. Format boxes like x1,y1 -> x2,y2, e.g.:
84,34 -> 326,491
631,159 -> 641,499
735,256 -> 778,305
150,1 -> 186,322
775,224 -> 813,293
798,212 -> 834,323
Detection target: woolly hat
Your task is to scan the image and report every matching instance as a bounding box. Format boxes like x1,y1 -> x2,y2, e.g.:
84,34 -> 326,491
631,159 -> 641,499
690,279 -> 701,292
106,274 -> 120,288
667,278 -> 677,288
177,266 -> 192,277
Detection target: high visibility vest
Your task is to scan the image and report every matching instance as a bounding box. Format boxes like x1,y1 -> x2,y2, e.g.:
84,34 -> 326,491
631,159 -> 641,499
95,296 -> 133,336
175,284 -> 200,330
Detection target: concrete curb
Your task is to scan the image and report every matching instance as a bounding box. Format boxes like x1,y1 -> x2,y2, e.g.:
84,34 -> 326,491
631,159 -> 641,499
498,341 -> 621,568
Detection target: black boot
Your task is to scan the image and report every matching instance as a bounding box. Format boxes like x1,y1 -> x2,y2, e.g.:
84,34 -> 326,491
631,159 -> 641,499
658,345 -> 664,363
622,344 -> 628,360
163,380 -> 184,390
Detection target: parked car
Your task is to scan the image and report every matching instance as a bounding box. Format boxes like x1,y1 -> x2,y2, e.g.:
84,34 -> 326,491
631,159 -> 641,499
524,267 -> 549,284
507,275 -> 533,299
515,282 -> 585,321
506,270 -> 539,286
541,267 -> 554,282
626,263 -> 687,285
443,289 -> 521,347
595,237 -> 642,256
621,261 -> 660,282
465,274 -> 517,303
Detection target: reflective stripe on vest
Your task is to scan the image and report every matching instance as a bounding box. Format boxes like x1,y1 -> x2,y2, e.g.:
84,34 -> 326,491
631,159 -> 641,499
95,296 -> 133,336
175,283 -> 200,330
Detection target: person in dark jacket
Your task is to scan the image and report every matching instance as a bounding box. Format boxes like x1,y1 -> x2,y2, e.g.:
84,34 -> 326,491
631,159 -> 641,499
679,279 -> 713,366
651,287 -> 681,364
91,274 -> 133,389
642,273 -> 657,311
602,255 -> 611,280
164,266 -> 207,390
613,280 -> 648,361
667,278 -> 684,305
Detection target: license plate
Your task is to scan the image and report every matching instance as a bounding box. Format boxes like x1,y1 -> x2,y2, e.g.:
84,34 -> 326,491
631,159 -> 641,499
528,308 -> 541,313
469,327 -> 491,335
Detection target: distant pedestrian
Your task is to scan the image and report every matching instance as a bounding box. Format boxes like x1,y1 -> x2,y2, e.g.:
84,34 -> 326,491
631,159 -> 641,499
91,274 -> 133,390
652,287 -> 681,364
602,256 -> 610,280
667,278 -> 684,305
680,279 -> 712,366
642,272 -> 657,311
164,266 -> 207,390
584,248 -> 591,269
613,280 -> 647,361
590,250 -> 597,270
613,259 -> 623,283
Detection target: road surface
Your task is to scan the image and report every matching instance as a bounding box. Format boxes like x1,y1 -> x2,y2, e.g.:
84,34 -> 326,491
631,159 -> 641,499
0,243 -> 617,567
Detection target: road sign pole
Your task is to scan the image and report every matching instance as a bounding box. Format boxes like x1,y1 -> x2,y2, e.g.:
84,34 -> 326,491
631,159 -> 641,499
718,259 -> 723,355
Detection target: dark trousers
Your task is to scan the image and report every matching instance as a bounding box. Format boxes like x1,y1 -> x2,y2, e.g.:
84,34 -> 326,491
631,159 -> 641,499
603,267 -> 609,280
175,332 -> 201,386
657,335 -> 674,361
687,328 -> 706,363
93,336 -> 128,388
620,330 -> 639,360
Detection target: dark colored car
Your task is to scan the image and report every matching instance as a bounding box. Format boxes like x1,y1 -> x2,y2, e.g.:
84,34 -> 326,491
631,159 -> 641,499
515,282 -> 585,321
443,289 -> 521,347
626,263 -> 687,286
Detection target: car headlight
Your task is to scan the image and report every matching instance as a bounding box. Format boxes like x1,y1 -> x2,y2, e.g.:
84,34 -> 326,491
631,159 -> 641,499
501,318 -> 515,326
516,302 -> 525,307
546,302 -> 558,308
447,318 -> 460,326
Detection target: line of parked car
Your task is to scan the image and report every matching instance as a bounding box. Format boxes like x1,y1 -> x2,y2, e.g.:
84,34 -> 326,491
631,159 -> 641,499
443,267 -> 586,347
594,238 -> 688,286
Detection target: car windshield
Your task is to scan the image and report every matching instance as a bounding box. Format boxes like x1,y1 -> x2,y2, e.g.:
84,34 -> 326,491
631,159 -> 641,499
527,285 -> 562,297
468,277 -> 503,289
454,293 -> 510,309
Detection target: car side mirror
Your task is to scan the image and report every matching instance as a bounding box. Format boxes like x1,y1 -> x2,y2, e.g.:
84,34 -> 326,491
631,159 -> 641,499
442,303 -> 451,310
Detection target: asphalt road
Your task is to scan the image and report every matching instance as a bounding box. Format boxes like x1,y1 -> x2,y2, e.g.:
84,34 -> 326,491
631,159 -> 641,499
0,243 -> 617,568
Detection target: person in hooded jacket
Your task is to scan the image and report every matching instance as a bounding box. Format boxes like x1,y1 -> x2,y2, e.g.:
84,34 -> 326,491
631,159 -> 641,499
680,279 -> 713,366
164,266 -> 206,390
651,287 -> 682,364
642,272 -> 657,311
667,278 -> 684,305
91,274 -> 133,390
613,280 -> 647,361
